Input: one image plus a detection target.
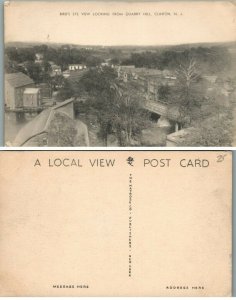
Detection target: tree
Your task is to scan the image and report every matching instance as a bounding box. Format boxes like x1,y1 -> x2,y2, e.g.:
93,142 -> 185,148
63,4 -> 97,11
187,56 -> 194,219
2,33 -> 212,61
47,111 -> 77,146
25,61 -> 43,83
85,56 -> 102,67
42,60 -> 51,73
56,79 -> 74,101
49,75 -> 66,90
78,66 -> 117,95
158,84 -> 171,102
5,47 -> 19,62
75,67 -> 146,146
4,54 -> 18,73
179,111 -> 233,146
172,56 -> 207,126
33,44 -> 48,54
109,81 -> 146,146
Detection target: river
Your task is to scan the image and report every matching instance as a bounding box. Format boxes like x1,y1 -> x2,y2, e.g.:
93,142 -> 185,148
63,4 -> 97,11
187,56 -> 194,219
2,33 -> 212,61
4,111 -> 173,146
4,112 -> 33,145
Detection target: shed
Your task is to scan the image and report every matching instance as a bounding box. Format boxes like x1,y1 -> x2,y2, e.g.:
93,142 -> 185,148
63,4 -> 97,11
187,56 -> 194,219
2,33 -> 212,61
23,88 -> 41,107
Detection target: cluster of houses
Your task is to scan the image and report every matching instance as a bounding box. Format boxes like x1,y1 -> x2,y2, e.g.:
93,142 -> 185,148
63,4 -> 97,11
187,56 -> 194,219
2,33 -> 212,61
115,65 -> 235,104
5,50 -> 91,110
6,60 -> 235,113
34,53 -> 61,77
115,65 -> 177,102
34,52 -> 89,78
11,52 -> 179,108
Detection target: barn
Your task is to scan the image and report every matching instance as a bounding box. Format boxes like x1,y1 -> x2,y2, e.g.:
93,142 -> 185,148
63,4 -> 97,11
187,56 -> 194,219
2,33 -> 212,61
5,72 -> 34,109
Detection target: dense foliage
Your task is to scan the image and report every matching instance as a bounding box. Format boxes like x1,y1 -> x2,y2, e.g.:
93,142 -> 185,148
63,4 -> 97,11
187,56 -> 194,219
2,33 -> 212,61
5,44 -> 103,70
121,46 -> 231,74
74,67 -> 148,146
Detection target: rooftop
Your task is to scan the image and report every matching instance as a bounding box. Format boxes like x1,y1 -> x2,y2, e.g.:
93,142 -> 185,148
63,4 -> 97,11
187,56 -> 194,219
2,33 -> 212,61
5,72 -> 34,88
54,98 -> 74,109
13,108 -> 52,146
134,68 -> 163,76
24,88 -> 40,94
117,65 -> 136,70
13,98 -> 74,146
69,64 -> 86,66
51,65 -> 61,70
68,70 -> 87,82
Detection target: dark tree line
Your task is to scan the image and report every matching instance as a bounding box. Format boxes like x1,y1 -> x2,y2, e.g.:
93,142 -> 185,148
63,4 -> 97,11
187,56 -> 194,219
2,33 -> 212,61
5,44 -> 103,71
121,46 -> 231,74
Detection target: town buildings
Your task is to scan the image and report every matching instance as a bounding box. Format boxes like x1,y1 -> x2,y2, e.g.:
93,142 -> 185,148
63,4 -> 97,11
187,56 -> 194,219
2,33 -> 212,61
116,65 -> 176,101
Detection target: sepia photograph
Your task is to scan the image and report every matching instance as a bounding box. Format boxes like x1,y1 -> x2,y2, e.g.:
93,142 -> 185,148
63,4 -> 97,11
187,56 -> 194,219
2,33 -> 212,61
4,1 -> 236,146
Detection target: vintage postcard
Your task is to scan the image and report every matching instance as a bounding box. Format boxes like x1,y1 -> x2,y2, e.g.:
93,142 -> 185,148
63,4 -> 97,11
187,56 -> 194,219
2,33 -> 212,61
0,151 -> 232,296
3,1 -> 236,147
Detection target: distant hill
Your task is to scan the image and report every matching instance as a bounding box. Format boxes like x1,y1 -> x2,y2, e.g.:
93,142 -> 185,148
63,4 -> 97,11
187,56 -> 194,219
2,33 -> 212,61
5,40 -> 236,51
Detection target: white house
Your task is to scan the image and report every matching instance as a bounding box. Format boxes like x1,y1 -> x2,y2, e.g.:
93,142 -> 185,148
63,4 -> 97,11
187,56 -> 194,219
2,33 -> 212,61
68,64 -> 87,71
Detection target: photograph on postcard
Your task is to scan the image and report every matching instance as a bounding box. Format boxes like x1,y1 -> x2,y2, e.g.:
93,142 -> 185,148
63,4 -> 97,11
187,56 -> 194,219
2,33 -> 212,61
4,1 -> 236,146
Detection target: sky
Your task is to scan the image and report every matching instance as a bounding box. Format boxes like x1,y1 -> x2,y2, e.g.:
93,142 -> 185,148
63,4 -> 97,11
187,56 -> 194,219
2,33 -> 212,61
4,1 -> 236,46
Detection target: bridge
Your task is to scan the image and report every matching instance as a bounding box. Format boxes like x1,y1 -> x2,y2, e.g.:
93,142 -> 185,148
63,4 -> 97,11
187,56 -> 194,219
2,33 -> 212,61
143,100 -> 180,121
